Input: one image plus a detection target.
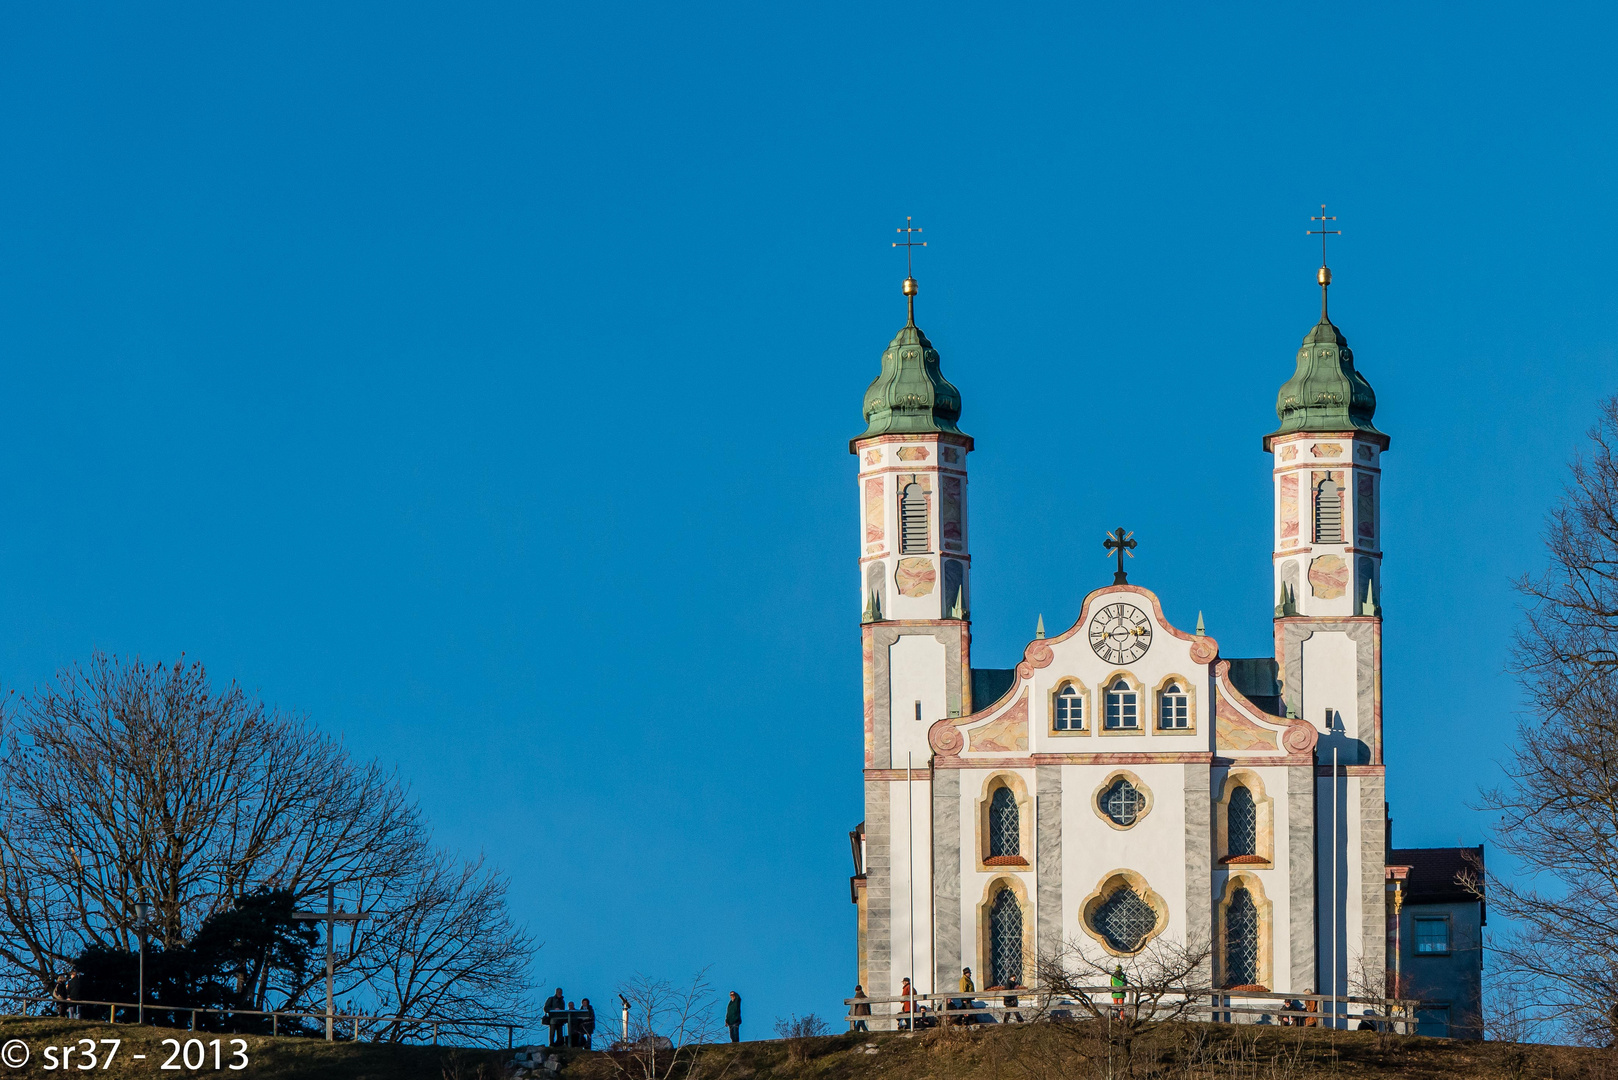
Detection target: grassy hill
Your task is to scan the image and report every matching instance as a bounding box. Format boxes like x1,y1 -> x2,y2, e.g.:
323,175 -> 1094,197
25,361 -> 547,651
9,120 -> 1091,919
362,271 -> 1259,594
0,1016 -> 1605,1079
566,1022 -> 1605,1080
0,1017 -> 510,1078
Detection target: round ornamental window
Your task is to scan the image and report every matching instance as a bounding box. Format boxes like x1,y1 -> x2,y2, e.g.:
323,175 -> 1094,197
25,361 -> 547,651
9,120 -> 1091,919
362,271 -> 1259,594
1100,778 -> 1146,827
1091,885 -> 1158,953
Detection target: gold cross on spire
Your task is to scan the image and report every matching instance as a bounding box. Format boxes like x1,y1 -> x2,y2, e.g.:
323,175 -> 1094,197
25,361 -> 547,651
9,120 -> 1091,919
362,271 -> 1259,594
893,217 -> 925,324
1307,204 -> 1341,319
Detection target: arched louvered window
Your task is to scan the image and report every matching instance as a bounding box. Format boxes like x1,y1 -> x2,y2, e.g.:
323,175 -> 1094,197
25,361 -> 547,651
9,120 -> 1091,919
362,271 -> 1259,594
989,787 -> 1020,858
1054,684 -> 1083,730
1314,478 -> 1343,543
900,483 -> 929,553
1158,682 -> 1189,729
989,888 -> 1024,989
1091,885 -> 1157,953
1105,679 -> 1138,730
1228,785 -> 1257,857
1225,886 -> 1260,987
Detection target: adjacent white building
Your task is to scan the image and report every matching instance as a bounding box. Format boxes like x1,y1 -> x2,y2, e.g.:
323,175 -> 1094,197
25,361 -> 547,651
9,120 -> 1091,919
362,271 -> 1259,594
849,263 -> 1387,1002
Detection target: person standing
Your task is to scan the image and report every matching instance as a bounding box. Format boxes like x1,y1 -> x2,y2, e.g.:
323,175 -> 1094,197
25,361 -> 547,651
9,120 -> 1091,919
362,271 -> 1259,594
66,970 -> 83,1020
1002,980 -> 1022,1024
543,987 -> 566,1047
725,991 -> 741,1042
577,998 -> 596,1049
898,977 -> 913,1031
1110,964 -> 1127,1020
51,973 -> 68,1017
849,985 -> 870,1032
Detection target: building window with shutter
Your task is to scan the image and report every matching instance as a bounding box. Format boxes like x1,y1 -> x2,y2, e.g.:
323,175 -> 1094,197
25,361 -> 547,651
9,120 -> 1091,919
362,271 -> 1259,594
900,483 -> 930,553
1314,477 -> 1343,543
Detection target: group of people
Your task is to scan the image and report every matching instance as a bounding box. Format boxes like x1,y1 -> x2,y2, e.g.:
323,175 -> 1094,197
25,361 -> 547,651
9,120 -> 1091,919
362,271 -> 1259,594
50,970 -> 83,1018
851,969 -> 1028,1030
542,989 -> 597,1048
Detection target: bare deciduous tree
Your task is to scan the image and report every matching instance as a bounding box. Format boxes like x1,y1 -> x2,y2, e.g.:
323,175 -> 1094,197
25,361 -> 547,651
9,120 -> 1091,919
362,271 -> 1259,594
605,969 -> 728,1080
0,654 -> 533,1041
1034,933 -> 1214,1075
1474,395 -> 1618,1044
356,851 -> 534,1044
772,1013 -> 828,1062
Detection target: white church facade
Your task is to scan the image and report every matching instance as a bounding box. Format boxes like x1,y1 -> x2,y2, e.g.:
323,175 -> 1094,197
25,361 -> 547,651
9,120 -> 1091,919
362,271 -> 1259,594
849,260 -> 1388,1003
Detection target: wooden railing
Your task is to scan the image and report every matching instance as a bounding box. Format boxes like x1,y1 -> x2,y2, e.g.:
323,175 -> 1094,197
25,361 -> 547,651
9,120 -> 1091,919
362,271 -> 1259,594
843,988 -> 1423,1034
3,996 -> 525,1048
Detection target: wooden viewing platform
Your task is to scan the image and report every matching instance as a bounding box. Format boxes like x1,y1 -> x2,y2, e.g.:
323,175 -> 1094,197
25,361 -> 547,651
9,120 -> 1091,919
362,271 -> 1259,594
843,988 -> 1423,1034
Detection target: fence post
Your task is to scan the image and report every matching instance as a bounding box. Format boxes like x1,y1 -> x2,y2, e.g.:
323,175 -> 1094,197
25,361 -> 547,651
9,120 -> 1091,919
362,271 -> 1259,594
432,1023 -> 439,1047
109,1005 -> 115,1024
272,1012 -> 277,1037
508,1025 -> 513,1050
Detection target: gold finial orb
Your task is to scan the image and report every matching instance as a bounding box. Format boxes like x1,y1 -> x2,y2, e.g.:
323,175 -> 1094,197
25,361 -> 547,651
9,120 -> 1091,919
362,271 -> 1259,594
1317,266 -> 1332,287
902,276 -> 918,296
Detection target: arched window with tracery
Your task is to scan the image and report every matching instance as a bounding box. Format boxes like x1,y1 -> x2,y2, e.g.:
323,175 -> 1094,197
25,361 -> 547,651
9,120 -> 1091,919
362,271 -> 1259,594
1054,684 -> 1083,730
1100,777 -> 1146,827
1091,884 -> 1158,953
900,483 -> 929,553
989,887 -> 1024,989
1228,785 -> 1257,858
988,786 -> 1020,858
1105,679 -> 1138,730
1314,477 -> 1343,543
1225,886 -> 1260,987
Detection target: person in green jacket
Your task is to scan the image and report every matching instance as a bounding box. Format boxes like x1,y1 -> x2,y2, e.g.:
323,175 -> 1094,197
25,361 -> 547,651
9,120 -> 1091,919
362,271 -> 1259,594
1110,964 -> 1127,1019
725,991 -> 742,1042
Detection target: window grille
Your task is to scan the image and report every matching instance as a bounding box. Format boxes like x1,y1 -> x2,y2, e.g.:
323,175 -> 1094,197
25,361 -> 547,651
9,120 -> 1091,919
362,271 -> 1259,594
989,888 -> 1024,988
1314,478 -> 1343,543
1158,683 -> 1189,729
1055,685 -> 1083,730
1091,884 -> 1157,953
1105,680 -> 1138,729
1101,778 -> 1145,827
1225,887 -> 1259,987
989,787 -> 1020,858
1228,785 -> 1257,857
900,483 -> 929,553
1414,917 -> 1450,954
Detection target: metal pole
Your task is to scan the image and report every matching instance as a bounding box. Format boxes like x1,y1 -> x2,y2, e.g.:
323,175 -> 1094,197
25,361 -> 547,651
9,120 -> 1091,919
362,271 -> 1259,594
1032,794 -> 1039,971
1331,745 -> 1338,1031
138,927 -> 146,1026
325,885 -> 335,1042
907,751 -> 915,1000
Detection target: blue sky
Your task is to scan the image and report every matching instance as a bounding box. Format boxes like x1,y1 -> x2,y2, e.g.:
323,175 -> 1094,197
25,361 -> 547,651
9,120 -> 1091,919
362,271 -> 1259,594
0,2 -> 1613,1030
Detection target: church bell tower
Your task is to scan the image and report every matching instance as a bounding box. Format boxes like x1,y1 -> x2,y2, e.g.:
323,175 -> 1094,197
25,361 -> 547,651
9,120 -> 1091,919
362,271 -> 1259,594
850,228 -> 973,998
1264,208 -> 1389,1002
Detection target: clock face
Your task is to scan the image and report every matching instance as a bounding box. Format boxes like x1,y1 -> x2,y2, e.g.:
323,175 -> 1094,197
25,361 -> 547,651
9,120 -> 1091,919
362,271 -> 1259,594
1088,603 -> 1153,665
